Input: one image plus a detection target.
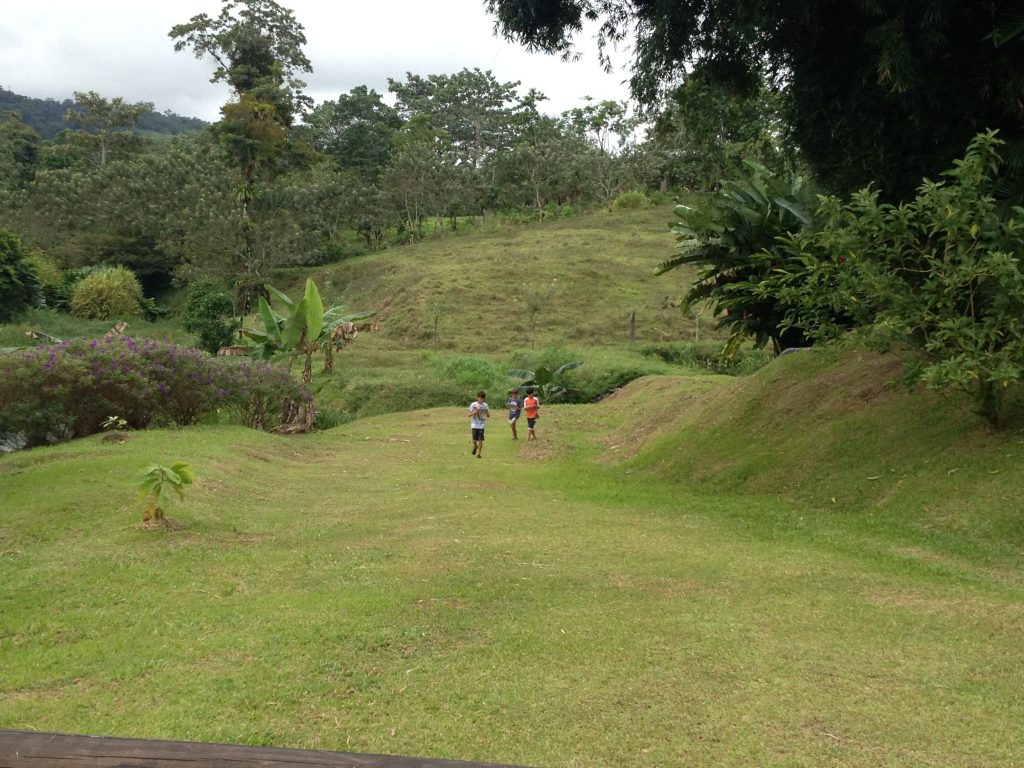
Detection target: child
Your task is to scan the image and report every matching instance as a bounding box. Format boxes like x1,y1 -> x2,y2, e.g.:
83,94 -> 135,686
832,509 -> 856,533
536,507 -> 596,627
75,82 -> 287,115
506,388 -> 524,440
468,390 -> 489,458
522,387 -> 540,441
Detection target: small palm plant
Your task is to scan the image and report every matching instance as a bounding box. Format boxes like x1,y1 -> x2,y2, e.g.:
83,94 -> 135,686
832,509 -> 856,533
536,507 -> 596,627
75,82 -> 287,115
136,462 -> 194,523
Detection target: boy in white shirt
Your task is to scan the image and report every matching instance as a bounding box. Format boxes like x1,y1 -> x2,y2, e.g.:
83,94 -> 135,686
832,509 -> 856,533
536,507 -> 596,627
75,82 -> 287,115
468,390 -> 489,458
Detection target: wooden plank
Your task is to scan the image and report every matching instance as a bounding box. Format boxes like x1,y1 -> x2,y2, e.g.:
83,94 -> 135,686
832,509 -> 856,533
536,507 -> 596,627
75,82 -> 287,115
0,731 -> 535,768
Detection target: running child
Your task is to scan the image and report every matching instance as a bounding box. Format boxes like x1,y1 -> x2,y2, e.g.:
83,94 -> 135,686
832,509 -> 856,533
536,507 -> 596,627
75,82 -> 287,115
506,388 -> 524,440
468,390 -> 489,458
522,387 -> 540,441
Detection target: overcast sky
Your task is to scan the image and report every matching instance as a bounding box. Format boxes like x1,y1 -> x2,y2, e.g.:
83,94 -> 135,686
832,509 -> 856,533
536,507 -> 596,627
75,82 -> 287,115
0,0 -> 634,121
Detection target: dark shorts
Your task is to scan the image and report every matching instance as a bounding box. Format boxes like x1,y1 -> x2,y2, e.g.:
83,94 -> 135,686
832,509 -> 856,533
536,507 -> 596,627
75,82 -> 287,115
508,412 -> 520,423
527,417 -> 537,429
472,428 -> 485,441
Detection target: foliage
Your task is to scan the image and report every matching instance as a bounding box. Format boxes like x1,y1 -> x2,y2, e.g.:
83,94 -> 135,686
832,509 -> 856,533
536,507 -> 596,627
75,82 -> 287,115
509,359 -> 583,402
183,280 -> 238,354
648,64 -> 796,191
657,161 -> 817,354
487,0 -> 1024,200
244,278 -> 372,430
767,131 -> 1024,427
0,228 -> 40,323
135,461 -> 194,522
638,340 -> 771,376
101,415 -> 128,431
613,190 -> 648,210
67,265 -> 145,320
63,91 -> 153,166
0,86 -> 204,140
0,336 -> 308,448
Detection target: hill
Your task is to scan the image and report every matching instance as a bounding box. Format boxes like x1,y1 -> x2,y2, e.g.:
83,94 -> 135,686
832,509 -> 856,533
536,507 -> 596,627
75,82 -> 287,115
0,87 -> 208,139
299,205 -> 701,351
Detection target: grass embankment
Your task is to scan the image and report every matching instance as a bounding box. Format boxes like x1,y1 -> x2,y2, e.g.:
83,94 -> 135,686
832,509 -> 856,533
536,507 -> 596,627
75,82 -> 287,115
3,348 -> 1023,767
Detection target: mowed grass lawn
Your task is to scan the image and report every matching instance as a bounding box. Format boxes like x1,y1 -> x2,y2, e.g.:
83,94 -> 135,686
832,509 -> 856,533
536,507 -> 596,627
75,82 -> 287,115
2,383 -> 1023,767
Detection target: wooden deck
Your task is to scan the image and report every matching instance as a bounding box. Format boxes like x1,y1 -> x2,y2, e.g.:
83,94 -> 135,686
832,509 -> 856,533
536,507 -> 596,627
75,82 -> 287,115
0,731 -> 535,768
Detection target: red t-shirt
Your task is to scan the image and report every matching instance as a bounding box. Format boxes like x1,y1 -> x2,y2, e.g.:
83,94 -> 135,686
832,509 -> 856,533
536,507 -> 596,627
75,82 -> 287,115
523,396 -> 540,418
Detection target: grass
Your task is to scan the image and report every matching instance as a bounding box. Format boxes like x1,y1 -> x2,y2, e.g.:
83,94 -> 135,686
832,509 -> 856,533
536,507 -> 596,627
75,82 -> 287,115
3,354 -> 1024,766
277,204 -> 703,351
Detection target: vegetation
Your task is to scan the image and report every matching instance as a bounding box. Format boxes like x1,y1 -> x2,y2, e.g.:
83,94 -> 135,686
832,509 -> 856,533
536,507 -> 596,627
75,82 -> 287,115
182,280 -> 238,354
0,227 -> 39,322
135,461 -> 194,522
0,86 -> 206,140
0,335 -> 308,447
2,1 -> 1024,763
487,0 -> 1024,199
657,161 -> 817,355
67,265 -> 145,320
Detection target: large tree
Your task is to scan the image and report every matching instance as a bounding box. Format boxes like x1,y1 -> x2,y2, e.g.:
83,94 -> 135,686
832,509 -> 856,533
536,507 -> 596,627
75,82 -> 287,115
171,0 -> 314,310
486,0 -> 1024,199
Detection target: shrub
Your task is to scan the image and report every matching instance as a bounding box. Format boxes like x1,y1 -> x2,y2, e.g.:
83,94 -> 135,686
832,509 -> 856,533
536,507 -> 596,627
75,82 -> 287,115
23,250 -> 63,310
68,266 -> 144,320
614,190 -> 649,209
0,228 -> 40,322
0,336 -> 309,448
638,341 -> 772,375
442,356 -> 506,392
766,130 -> 1024,427
657,161 -> 818,355
183,280 -> 238,354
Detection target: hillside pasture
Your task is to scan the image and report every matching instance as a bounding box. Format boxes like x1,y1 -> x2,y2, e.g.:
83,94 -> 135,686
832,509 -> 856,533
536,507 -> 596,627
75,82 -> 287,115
3,351 -> 1023,767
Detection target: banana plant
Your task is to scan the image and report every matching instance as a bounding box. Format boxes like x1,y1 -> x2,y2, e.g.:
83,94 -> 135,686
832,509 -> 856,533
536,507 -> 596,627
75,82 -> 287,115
509,360 -> 583,403
242,278 -> 373,430
242,279 -> 373,383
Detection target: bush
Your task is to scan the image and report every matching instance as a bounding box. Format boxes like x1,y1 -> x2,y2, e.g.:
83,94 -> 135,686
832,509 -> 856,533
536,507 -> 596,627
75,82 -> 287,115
68,265 -> 144,320
183,280 -> 238,354
441,356 -> 507,392
766,130 -> 1024,427
614,190 -> 649,209
0,336 -> 309,448
638,341 -> 772,375
0,228 -> 40,323
23,250 -> 63,310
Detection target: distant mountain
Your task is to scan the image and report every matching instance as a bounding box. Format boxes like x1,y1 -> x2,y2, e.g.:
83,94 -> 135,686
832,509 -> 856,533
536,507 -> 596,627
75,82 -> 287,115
0,87 -> 208,139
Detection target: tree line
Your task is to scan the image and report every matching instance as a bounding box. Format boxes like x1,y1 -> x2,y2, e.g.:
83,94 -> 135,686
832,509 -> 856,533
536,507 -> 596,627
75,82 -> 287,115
0,0 -> 790,315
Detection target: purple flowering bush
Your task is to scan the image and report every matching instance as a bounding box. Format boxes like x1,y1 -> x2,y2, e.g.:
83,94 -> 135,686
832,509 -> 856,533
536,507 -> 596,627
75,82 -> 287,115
0,336 -> 310,448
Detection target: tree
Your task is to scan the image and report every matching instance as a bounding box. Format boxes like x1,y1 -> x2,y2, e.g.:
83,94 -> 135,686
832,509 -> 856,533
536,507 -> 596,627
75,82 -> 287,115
486,0 -> 1024,200
171,0 -> 314,312
768,131 -> 1024,428
389,68 -> 526,170
649,65 -> 796,192
0,227 -> 40,322
303,86 -> 402,182
0,112 -> 42,194
64,91 -> 152,167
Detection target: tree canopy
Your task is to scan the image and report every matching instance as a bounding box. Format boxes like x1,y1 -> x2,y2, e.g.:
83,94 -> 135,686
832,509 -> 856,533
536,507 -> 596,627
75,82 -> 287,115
486,0 -> 1024,199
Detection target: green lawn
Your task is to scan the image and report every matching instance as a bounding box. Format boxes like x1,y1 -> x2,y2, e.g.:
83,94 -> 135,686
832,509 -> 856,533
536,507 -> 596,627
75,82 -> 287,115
3,370 -> 1023,767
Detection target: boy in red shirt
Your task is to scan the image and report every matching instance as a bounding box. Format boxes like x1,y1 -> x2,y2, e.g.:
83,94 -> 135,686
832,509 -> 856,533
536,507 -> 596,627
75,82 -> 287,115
522,387 -> 540,441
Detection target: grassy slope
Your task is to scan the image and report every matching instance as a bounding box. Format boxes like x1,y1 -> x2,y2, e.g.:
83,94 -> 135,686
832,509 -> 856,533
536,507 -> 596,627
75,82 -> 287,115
288,205 -> 699,350
3,349 -> 1024,767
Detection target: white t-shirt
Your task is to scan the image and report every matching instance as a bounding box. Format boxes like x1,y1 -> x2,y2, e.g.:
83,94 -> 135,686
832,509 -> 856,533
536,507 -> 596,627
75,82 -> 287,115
469,401 -> 489,428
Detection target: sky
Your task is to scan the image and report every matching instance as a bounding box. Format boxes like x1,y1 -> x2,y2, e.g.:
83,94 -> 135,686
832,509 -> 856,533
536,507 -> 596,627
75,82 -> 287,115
0,0 -> 634,121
